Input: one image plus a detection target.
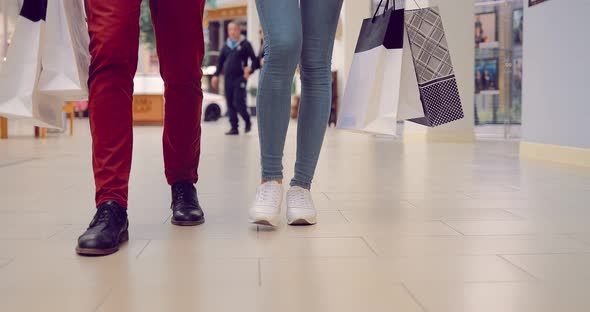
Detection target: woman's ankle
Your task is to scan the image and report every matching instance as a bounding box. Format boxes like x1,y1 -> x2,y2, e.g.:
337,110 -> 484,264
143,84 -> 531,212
261,180 -> 282,184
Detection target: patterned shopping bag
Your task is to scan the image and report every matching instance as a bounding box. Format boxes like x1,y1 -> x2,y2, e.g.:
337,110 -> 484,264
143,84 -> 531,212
404,7 -> 464,127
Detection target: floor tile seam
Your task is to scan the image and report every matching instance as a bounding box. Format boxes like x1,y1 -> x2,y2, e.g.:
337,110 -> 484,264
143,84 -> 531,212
375,251 -> 590,257
0,227 -> 68,241
454,233 -> 585,237
499,209 -> 528,220
131,255 -> 382,262
45,226 -> 72,240
337,210 -> 352,223
565,234 -> 590,248
489,251 -> 590,256
135,240 -> 152,259
160,213 -> 172,224
438,220 -> 465,236
93,287 -> 114,312
256,254 -> 540,261
496,254 -> 540,281
254,235 -> 370,240
0,257 -> 14,269
0,157 -> 41,168
257,257 -> 262,287
359,236 -> 379,257
402,280 -> 590,289
401,282 -> 429,312
256,255 -> 387,261
460,191 -> 476,199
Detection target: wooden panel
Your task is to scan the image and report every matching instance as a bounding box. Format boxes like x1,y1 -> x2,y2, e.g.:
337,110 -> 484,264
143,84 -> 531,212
0,117 -> 7,139
62,102 -> 75,136
133,95 -> 164,125
205,6 -> 247,22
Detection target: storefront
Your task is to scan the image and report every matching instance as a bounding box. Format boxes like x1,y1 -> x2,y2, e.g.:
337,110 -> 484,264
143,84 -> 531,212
474,0 -> 523,128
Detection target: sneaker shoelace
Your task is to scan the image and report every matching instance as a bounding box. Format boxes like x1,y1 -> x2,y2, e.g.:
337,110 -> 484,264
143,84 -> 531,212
257,184 -> 281,206
289,188 -> 311,207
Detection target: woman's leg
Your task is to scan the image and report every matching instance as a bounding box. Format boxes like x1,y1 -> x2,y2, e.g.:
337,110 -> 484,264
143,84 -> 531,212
255,0 -> 302,183
291,0 -> 343,189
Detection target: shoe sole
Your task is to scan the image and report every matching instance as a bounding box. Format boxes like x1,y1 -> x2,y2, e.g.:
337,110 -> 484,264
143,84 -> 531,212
171,218 -> 205,226
288,217 -> 317,226
249,213 -> 280,227
75,230 -> 129,256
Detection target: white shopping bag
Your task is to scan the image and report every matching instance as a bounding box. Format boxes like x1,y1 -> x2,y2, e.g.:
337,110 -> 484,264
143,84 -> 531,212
37,0 -> 89,99
339,47 -> 399,135
0,5 -> 64,129
337,1 -> 423,135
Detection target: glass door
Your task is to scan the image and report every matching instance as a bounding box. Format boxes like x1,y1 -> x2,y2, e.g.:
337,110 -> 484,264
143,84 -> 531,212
474,0 -> 523,139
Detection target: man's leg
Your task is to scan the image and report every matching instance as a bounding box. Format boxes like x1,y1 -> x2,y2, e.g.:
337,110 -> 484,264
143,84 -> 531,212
150,0 -> 205,184
234,78 -> 252,131
86,0 -> 141,208
150,0 -> 206,226
225,76 -> 239,132
76,0 -> 140,256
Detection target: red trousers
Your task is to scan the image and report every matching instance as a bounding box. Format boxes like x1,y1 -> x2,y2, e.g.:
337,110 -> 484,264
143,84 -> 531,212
85,0 -> 206,207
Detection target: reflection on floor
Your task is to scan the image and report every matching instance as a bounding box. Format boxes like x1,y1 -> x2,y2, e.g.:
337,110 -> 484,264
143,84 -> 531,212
475,124 -> 522,140
1,119 -> 590,312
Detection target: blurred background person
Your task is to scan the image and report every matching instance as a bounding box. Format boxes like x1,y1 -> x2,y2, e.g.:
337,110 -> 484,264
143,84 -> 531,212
211,21 -> 259,135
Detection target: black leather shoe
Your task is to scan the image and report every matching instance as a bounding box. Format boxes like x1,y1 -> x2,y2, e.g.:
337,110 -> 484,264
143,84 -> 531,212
225,128 -> 239,135
171,182 -> 205,226
245,122 -> 252,133
76,201 -> 129,256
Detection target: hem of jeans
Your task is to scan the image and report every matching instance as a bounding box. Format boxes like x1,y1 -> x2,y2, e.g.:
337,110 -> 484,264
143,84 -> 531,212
289,180 -> 311,190
96,198 -> 128,209
262,175 -> 284,182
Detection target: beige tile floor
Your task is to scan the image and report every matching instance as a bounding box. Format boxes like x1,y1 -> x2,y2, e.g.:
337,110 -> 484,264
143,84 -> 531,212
1,119 -> 590,312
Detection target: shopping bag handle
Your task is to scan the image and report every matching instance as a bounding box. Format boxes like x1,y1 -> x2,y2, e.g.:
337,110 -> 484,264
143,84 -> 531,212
408,0 -> 424,10
19,0 -> 48,22
372,0 -> 395,23
372,0 -> 424,23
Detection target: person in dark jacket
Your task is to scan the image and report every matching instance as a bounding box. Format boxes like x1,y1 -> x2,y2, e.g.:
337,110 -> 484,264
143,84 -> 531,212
212,21 -> 260,135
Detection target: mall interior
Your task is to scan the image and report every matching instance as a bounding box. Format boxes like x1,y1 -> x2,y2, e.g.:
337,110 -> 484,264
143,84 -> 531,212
1,0 -> 590,311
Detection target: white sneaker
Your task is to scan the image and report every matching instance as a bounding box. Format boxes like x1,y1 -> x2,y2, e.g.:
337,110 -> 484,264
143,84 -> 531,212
286,186 -> 317,225
248,181 -> 283,226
